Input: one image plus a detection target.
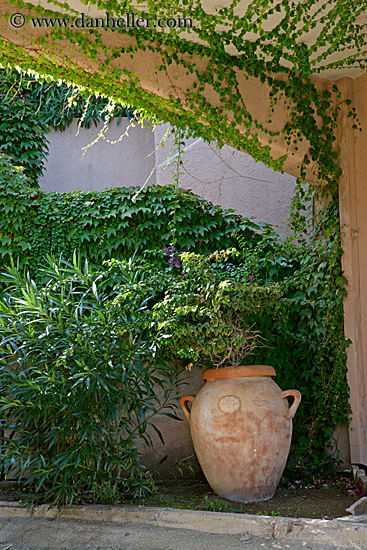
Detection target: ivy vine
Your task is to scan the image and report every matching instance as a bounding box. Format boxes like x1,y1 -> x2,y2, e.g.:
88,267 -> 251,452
0,68 -> 136,186
0,155 -> 266,278
1,0 -> 364,184
0,0 -> 364,474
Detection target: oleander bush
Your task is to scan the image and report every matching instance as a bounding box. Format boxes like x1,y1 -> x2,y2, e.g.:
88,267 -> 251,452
0,256 -> 181,506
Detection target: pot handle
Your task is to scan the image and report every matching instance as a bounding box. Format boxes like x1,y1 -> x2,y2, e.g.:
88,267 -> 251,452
180,395 -> 195,423
281,390 -> 301,419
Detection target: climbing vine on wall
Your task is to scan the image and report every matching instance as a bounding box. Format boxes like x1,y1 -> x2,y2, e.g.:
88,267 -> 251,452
0,68 -> 135,131
0,154 -> 266,277
0,68 -> 135,185
1,0 -> 364,187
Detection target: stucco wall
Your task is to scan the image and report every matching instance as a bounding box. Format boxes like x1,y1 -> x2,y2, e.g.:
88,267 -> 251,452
39,119 -> 157,193
39,120 -> 297,236
154,124 -> 297,236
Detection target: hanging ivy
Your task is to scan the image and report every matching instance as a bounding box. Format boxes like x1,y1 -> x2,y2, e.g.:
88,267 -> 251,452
0,68 -> 136,186
0,0 -> 364,185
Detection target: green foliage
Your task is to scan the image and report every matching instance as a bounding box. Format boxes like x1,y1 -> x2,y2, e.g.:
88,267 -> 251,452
0,68 -> 134,130
0,167 -> 266,278
0,82 -> 49,186
0,153 -> 30,193
0,0 -> 358,482
0,256 -> 180,506
0,153 -> 351,479
0,68 -> 135,132
152,250 -> 281,368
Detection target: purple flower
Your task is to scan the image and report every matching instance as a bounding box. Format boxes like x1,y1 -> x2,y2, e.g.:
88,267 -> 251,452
164,247 -> 168,251
195,294 -> 200,297
249,274 -> 254,279
168,258 -> 173,262
170,246 -> 175,252
173,261 -> 180,266
181,188 -> 186,191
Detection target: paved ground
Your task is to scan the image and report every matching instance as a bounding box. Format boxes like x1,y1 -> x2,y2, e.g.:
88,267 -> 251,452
0,517 -> 361,550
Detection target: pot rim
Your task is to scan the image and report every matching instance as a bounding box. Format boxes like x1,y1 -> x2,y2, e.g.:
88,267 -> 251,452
202,365 -> 276,380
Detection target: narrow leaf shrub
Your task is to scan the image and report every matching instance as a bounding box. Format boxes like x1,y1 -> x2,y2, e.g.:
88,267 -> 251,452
0,257 -> 180,506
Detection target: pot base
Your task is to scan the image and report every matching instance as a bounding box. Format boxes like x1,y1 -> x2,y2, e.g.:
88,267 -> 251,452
217,491 -> 275,504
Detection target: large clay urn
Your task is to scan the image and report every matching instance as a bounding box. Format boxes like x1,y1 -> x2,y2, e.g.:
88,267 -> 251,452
180,365 -> 301,503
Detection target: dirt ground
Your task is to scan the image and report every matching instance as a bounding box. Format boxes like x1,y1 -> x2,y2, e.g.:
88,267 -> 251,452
129,473 -> 363,519
0,472 -> 362,520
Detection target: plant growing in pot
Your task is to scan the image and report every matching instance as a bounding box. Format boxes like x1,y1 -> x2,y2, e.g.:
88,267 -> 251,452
153,251 -> 301,503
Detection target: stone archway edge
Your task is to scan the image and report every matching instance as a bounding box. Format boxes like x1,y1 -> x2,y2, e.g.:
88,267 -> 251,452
0,500 -> 366,548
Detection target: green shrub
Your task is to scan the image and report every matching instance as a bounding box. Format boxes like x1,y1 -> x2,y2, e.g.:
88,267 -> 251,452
0,256 -> 180,506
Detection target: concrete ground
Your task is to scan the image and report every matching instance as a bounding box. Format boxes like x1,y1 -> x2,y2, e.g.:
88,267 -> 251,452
0,503 -> 366,550
0,517 -> 361,550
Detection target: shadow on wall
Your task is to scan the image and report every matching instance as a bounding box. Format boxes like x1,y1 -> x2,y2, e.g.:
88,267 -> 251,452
39,119 -> 298,238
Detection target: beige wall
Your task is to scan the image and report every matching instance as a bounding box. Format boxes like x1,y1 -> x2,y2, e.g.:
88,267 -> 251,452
139,367 -> 204,470
39,119 -> 157,193
39,120 -> 297,236
155,124 -> 297,237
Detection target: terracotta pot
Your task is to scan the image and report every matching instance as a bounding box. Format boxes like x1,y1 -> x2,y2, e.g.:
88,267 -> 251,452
180,365 -> 301,503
